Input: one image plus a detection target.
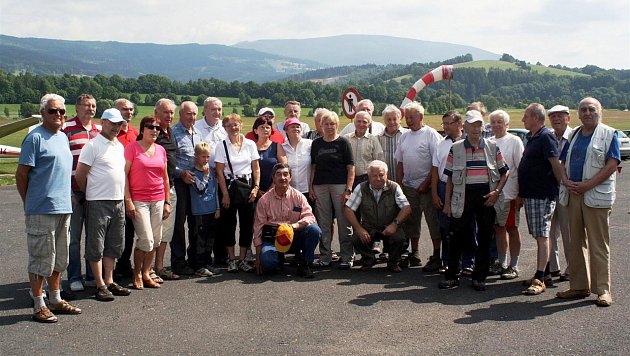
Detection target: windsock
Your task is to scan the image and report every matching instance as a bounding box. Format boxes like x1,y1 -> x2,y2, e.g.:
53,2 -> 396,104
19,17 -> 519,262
400,65 -> 454,112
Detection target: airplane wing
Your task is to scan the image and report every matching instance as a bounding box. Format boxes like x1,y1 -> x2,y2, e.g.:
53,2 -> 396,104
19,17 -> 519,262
0,116 -> 42,139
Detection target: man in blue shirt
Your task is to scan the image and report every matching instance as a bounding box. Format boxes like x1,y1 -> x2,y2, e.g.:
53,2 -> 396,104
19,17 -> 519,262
16,94 -> 82,323
556,97 -> 620,307
170,101 -> 203,275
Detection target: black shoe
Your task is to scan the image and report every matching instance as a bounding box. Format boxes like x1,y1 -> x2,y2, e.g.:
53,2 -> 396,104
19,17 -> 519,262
439,279 -> 460,289
114,262 -> 133,279
107,282 -> 131,296
297,263 -> 314,279
173,263 -> 195,275
472,280 -> 486,291
95,286 -> 115,302
60,290 -> 77,301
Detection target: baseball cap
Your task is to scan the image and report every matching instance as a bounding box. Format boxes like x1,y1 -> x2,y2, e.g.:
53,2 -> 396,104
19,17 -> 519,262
283,117 -> 303,130
464,110 -> 484,124
257,107 -> 275,117
101,108 -> 124,123
548,105 -> 570,115
275,223 -> 294,253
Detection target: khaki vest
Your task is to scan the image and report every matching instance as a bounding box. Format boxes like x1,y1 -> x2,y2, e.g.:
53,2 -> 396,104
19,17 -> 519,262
358,180 -> 404,240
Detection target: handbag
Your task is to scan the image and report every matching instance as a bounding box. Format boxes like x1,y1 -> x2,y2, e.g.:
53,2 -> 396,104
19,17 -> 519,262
223,140 -> 252,207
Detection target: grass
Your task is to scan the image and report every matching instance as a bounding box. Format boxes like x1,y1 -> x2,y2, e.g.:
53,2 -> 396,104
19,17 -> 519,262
453,60 -> 589,77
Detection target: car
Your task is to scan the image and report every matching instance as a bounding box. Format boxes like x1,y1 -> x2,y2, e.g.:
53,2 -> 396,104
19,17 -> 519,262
507,128 -> 529,145
617,130 -> 630,160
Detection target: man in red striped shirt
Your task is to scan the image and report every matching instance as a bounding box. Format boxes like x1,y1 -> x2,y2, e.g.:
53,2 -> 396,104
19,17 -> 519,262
63,94 -> 101,292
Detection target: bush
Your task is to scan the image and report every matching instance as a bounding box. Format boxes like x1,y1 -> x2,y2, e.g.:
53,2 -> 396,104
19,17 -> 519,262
19,102 -> 39,118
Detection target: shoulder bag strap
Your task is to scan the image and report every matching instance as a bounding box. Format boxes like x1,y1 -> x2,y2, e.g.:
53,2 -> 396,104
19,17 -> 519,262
223,140 -> 235,179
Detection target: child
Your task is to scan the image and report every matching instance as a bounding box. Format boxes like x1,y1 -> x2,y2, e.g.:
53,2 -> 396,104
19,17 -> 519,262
189,142 -> 221,277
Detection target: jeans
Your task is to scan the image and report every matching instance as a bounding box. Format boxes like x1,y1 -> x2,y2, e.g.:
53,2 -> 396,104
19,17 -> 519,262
195,214 -> 218,269
259,224 -> 321,273
67,191 -> 93,283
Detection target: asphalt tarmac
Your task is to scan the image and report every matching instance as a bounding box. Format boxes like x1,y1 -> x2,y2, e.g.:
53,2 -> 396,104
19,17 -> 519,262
1,167 -> 629,355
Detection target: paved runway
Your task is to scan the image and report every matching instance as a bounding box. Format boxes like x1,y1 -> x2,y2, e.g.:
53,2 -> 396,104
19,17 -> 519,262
1,166 -> 629,355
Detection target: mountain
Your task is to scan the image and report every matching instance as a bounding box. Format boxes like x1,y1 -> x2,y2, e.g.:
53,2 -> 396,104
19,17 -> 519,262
234,34 -> 499,67
0,35 -> 324,82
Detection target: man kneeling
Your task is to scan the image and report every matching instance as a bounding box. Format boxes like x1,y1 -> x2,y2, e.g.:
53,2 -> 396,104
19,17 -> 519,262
253,163 -> 321,278
345,160 -> 411,272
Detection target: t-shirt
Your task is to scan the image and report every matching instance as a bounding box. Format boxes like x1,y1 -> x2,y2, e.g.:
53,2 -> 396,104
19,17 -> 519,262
19,126 -> 73,215
395,125 -> 441,188
518,127 -> 559,199
258,142 -> 279,191
125,141 -> 167,202
311,136 -> 354,185
190,167 -> 220,215
78,134 -> 126,201
214,137 -> 260,177
491,133 -> 524,200
116,125 -> 139,147
560,128 -> 621,182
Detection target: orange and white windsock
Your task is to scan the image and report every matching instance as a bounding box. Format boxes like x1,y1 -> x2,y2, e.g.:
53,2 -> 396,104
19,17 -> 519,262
400,65 -> 454,112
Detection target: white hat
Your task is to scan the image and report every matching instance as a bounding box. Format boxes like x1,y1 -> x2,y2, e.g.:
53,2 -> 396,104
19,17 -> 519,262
257,107 -> 275,117
548,105 -> 570,115
464,110 -> 484,124
101,108 -> 124,123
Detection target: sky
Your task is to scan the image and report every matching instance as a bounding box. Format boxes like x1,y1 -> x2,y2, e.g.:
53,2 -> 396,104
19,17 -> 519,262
1,0 -> 629,69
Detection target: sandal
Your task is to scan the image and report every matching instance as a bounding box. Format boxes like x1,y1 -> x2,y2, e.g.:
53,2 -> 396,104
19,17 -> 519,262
133,276 -> 144,290
149,271 -> 164,284
142,276 -> 161,289
157,268 -> 180,280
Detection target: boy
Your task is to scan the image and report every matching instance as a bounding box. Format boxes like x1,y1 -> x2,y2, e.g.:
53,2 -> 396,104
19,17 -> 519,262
190,142 -> 221,277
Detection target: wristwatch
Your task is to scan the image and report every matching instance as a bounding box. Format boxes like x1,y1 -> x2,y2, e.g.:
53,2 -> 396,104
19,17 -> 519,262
393,218 -> 401,226
344,188 -> 352,194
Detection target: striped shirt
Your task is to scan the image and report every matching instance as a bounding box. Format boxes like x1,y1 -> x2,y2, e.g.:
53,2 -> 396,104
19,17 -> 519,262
344,132 -> 384,176
377,126 -> 408,181
444,138 -> 508,189
62,117 -> 101,191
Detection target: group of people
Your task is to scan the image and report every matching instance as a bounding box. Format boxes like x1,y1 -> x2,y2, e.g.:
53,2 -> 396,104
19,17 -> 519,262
17,92 -> 619,323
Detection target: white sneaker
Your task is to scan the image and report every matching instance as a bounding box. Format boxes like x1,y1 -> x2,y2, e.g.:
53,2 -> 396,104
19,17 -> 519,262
70,281 -> 84,292
227,259 -> 238,273
195,267 -> 214,277
245,249 -> 256,262
239,260 -> 254,272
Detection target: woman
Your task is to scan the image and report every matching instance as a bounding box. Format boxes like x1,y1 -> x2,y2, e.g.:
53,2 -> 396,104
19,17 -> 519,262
309,109 -> 355,269
215,113 -> 261,273
250,117 -> 287,198
124,115 -> 171,289
278,117 -> 313,200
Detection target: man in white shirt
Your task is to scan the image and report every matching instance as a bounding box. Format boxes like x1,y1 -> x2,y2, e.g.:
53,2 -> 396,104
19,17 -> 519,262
75,108 -> 131,302
340,99 -> 385,136
274,100 -> 310,138
194,97 -> 226,166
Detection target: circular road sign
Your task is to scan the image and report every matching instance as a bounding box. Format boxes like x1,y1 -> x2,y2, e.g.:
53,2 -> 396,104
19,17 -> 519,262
342,87 -> 361,119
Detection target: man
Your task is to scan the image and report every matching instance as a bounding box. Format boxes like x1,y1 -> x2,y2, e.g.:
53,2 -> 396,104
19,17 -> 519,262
253,163 -> 321,278
113,98 -> 138,280
518,103 -> 564,296
344,111 -> 384,188
377,104 -> 408,182
340,99 -> 385,136
489,110 -> 524,280
547,105 -> 572,282
63,94 -> 100,292
75,108 -> 131,301
274,101 -> 310,138
194,97 -> 226,165
430,111 -> 464,273
17,93 -> 82,323
557,97 -> 620,307
171,101 -> 203,275
440,110 -> 509,291
153,99 -> 180,280
305,108 -> 326,140
395,101 -> 442,268
345,160 -> 411,272
468,101 -> 493,139
245,107 -> 285,143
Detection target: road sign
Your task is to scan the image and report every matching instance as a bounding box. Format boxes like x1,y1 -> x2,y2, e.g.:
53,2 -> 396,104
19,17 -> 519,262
342,87 -> 361,119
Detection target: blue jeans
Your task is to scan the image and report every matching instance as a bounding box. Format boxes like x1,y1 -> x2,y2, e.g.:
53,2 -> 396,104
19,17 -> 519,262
259,224 -> 321,273
67,191 -> 93,283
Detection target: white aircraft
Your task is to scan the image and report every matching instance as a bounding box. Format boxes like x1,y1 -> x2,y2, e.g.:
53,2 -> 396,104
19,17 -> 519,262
0,115 -> 42,158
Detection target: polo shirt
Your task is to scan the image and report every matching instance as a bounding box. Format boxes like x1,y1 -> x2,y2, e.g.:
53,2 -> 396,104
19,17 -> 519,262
518,126 -> 559,199
444,138 -> 508,189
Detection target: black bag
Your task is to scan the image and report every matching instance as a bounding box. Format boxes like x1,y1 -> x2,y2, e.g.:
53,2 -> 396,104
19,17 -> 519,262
223,140 -> 252,207
261,225 -> 279,243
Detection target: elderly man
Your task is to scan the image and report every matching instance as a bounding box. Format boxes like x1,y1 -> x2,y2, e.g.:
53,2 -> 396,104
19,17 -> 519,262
518,103 -> 565,296
17,94 -> 82,323
274,100 -> 310,138
547,105 -> 572,282
246,107 -> 285,143
395,101 -> 442,269
113,98 -> 138,280
378,104 -> 409,182
195,97 -> 226,159
305,108 -> 326,140
556,97 -> 620,307
345,160 -> 411,272
253,163 -> 321,278
63,94 -> 100,292
344,111 -> 384,188
440,110 -> 509,291
489,110 -> 524,280
171,101 -> 203,275
75,108 -> 131,301
153,99 -> 180,280
340,99 -> 385,136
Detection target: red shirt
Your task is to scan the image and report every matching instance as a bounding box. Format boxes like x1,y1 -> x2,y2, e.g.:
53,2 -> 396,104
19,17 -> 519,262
62,117 -> 101,191
245,130 -> 285,144
117,124 -> 139,147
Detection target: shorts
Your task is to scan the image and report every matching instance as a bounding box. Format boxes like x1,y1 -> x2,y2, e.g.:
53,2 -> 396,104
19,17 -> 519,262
495,199 -> 520,228
26,214 -> 71,277
161,187 -> 177,243
85,200 -> 125,261
402,185 -> 440,240
523,198 -> 556,238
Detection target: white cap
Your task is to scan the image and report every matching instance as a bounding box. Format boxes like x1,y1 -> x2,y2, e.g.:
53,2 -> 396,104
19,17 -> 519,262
257,107 -> 275,117
101,108 -> 124,123
464,110 -> 484,124
548,105 -> 570,115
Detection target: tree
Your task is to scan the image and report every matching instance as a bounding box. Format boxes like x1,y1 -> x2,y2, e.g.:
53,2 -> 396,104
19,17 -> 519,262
256,98 -> 270,113
242,105 -> 255,117
3,107 -> 10,118
130,92 -> 142,105
19,102 -> 39,118
96,99 -> 114,117
197,94 -> 208,106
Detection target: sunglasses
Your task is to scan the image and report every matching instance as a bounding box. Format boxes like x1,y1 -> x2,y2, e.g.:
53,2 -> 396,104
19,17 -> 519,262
145,125 -> 161,130
47,108 -> 66,115
260,114 -> 274,119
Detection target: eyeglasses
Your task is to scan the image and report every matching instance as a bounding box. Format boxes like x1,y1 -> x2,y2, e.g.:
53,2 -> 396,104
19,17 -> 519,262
442,121 -> 456,126
260,114 -> 274,119
47,108 -> 66,115
145,125 -> 160,130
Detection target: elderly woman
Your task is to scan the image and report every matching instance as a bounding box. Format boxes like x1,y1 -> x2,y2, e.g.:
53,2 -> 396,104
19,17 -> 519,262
215,113 -> 261,273
124,115 -> 171,289
344,111 -> 384,188
309,109 -> 355,269
250,116 -> 287,197
278,117 -> 312,198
